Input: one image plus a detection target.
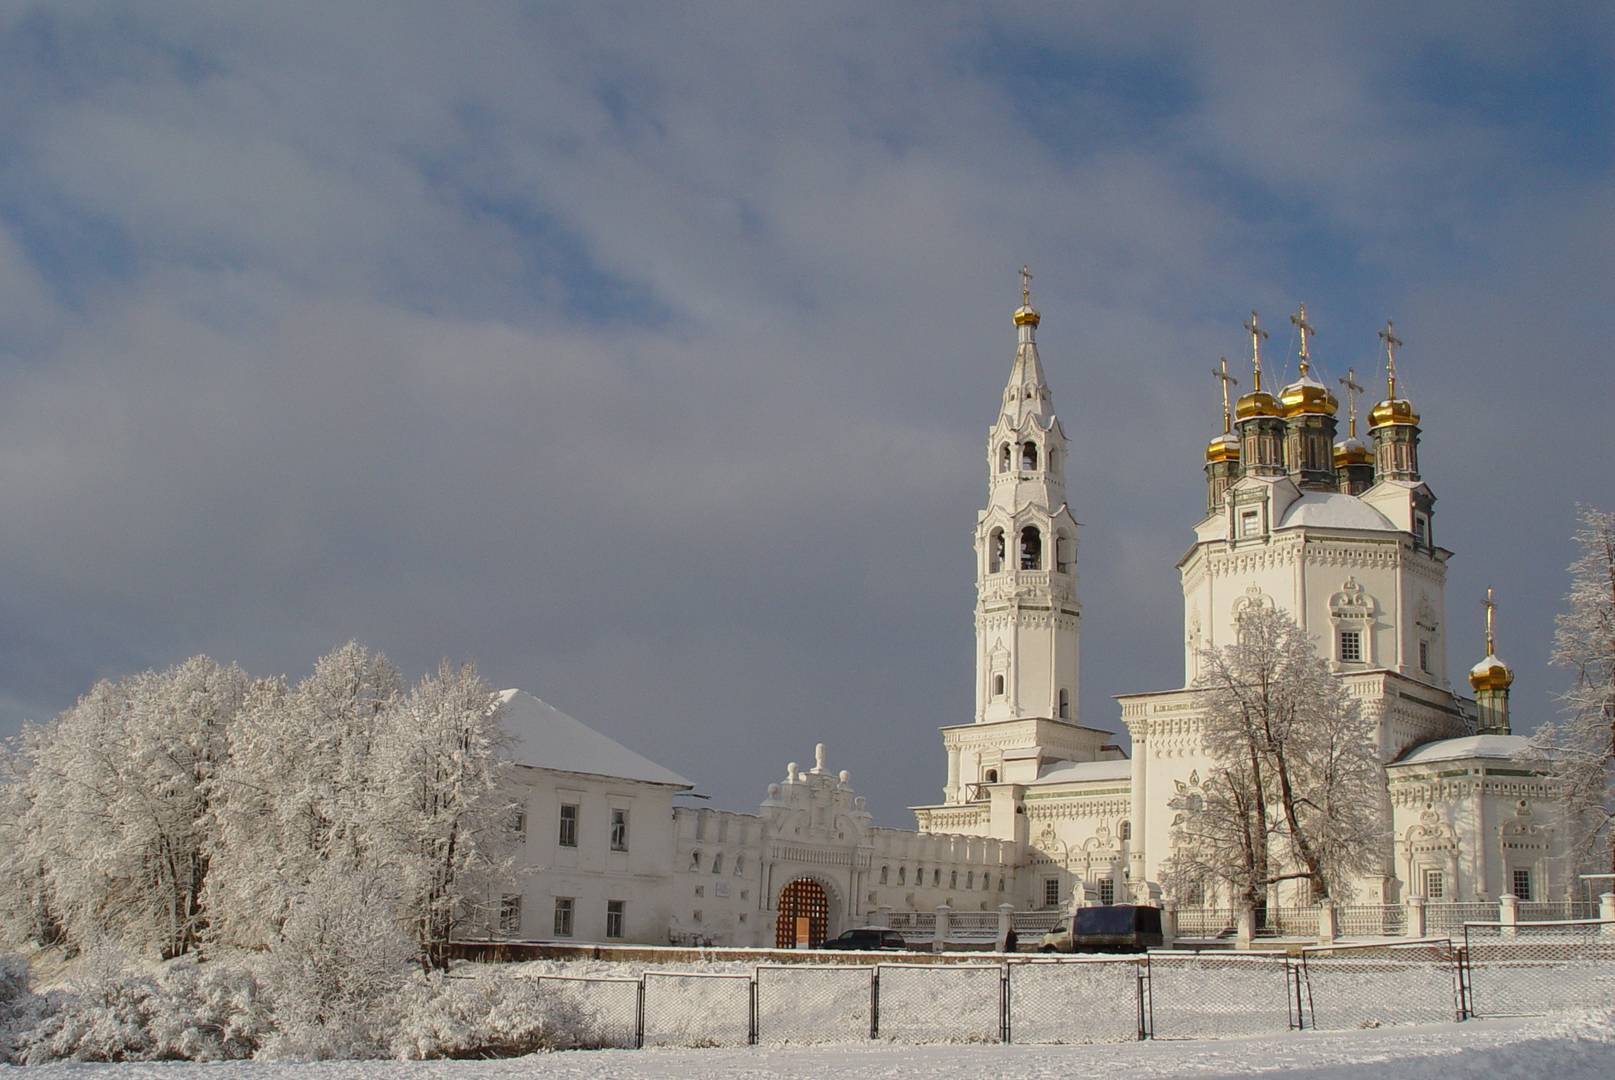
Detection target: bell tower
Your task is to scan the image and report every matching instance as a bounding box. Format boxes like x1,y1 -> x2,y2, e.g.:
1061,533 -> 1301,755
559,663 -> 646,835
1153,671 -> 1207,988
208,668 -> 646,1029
973,268 -> 1081,726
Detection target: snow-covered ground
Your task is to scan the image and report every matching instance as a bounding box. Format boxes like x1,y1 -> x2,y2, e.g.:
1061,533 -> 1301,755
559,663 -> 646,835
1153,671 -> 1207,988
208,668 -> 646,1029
9,1013 -> 1614,1079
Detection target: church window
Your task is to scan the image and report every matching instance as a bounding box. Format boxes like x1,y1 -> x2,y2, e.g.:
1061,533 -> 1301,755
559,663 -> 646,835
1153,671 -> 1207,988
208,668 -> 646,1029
1339,630 -> 1362,663
507,807 -> 527,840
553,897 -> 575,937
606,900 -> 625,939
558,804 -> 578,848
1239,508 -> 1260,539
999,444 -> 1011,473
610,809 -> 629,852
711,852 -> 723,874
1414,513 -> 1429,547
993,674 -> 1005,698
1099,878 -> 1115,905
951,870 -> 958,888
1119,820 -> 1131,842
933,868 -> 941,886
998,876 -> 1005,892
1422,868 -> 1444,900
984,768 -> 998,784
1020,526 -> 1042,570
691,851 -> 702,871
983,873 -> 991,890
880,865 -> 889,884
1055,532 -> 1072,574
898,866 -> 906,885
734,856 -> 744,876
1419,639 -> 1431,673
1021,441 -> 1039,470
966,870 -> 974,889
499,894 -> 522,936
1043,878 -> 1060,908
988,528 -> 1005,574
1512,868 -> 1533,901
1058,689 -> 1070,719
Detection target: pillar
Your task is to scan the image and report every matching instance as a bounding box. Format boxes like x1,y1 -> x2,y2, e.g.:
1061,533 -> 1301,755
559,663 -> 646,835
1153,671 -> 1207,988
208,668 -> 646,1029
1406,895 -> 1426,939
1236,905 -> 1254,950
1161,901 -> 1177,947
1599,893 -> 1614,937
933,904 -> 951,954
1127,730 -> 1147,884
945,746 -> 961,804
1316,898 -> 1337,944
997,903 -> 1015,952
1500,893 -> 1519,938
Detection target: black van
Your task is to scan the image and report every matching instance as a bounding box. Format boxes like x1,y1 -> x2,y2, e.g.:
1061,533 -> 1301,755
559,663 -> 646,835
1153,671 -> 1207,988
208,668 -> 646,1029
1040,905 -> 1165,953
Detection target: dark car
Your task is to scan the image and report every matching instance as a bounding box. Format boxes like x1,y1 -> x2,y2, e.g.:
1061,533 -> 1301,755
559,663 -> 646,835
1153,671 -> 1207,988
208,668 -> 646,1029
819,928 -> 908,951
1040,905 -> 1164,953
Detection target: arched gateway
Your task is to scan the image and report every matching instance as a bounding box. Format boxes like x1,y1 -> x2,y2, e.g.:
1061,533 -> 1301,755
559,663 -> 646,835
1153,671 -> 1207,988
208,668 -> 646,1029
774,878 -> 829,948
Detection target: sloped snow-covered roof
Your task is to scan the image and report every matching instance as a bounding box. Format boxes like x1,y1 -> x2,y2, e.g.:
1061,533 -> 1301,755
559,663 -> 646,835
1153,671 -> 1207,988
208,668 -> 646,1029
1390,734 -> 1535,767
496,689 -> 693,788
1276,491 -> 1398,532
1030,758 -> 1131,785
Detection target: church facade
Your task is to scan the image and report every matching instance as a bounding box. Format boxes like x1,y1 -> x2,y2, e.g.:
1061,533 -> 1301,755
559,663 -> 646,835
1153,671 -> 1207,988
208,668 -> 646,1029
490,279 -> 1576,948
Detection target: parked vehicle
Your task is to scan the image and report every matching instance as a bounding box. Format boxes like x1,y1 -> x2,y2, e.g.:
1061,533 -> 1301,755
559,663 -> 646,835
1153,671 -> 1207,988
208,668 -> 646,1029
820,928 -> 909,951
1039,905 -> 1164,953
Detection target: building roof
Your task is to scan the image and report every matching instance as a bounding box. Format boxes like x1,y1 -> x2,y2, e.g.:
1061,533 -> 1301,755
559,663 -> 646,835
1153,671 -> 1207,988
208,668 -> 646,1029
496,688 -> 694,788
1031,758 -> 1132,785
1276,491 -> 1398,532
1389,733 -> 1536,767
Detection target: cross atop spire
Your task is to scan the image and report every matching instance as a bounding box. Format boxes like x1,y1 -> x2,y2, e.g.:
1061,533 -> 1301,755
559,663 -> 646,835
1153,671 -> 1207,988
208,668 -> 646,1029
1290,303 -> 1317,374
1378,320 -> 1404,398
1243,310 -> 1270,391
1020,264 -> 1033,307
1213,356 -> 1239,434
1484,586 -> 1497,656
1339,367 -> 1365,437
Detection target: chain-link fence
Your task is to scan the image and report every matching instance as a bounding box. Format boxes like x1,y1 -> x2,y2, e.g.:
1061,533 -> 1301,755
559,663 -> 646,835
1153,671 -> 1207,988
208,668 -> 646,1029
1005,958 -> 1143,1043
1146,953 -> 1299,1038
532,974 -> 639,1049
874,962 -> 1003,1043
755,964 -> 873,1044
1300,940 -> 1460,1029
1464,920 -> 1615,1018
640,971 -> 754,1048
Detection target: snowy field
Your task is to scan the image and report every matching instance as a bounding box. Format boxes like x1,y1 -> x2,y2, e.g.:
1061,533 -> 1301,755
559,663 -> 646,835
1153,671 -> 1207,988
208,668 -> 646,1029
8,1012 -> 1614,1079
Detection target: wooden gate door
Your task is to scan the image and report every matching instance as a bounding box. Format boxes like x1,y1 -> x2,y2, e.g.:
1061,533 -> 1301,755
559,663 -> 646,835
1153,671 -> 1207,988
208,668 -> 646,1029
774,878 -> 829,948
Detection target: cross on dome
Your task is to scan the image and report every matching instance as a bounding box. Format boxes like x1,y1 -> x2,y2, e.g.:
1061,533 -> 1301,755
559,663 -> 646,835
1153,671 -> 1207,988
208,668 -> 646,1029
1339,367 -> 1365,437
1213,356 -> 1239,434
1290,303 -> 1317,374
1378,320 -> 1404,398
1243,310 -> 1269,390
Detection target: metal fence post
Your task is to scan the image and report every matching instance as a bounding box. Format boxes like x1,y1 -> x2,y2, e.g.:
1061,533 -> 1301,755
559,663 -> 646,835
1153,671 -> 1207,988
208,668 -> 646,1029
748,975 -> 758,1046
1001,962 -> 1011,1043
870,966 -> 880,1040
635,977 -> 645,1049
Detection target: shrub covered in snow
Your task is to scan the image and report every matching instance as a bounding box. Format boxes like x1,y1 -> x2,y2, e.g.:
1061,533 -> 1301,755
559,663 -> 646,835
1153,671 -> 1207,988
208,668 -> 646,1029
391,972 -> 593,1058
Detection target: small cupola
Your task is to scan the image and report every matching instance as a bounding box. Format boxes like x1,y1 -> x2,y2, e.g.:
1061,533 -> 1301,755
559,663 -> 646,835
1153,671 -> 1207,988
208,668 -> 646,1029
1470,586 -> 1515,735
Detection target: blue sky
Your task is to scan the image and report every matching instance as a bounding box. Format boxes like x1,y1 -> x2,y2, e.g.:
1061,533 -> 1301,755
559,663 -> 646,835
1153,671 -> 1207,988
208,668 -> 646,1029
0,2 -> 1611,822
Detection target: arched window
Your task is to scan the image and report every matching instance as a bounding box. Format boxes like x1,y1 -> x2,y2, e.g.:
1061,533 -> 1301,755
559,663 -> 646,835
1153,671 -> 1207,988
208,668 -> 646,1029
1055,531 -> 1072,574
993,674 -> 1005,698
933,868 -> 941,886
983,873 -> 992,891
966,870 -> 974,889
1048,448 -> 1060,475
988,528 -> 1005,574
880,865 -> 889,884
1019,526 -> 1042,570
1058,689 -> 1069,719
734,855 -> 744,876
1021,441 -> 1038,470
998,443 -> 1011,473
690,851 -> 702,871
898,866 -> 907,885
984,768 -> 999,784
950,870 -> 958,888
711,852 -> 724,874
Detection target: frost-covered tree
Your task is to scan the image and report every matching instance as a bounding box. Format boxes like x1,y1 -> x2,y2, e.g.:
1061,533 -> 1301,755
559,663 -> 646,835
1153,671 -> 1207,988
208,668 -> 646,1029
1167,606 -> 1386,907
1536,505 -> 1615,874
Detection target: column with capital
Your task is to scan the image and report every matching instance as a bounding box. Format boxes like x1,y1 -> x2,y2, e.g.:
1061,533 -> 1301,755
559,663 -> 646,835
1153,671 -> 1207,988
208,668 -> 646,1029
945,745 -> 961,804
1127,720 -> 1147,890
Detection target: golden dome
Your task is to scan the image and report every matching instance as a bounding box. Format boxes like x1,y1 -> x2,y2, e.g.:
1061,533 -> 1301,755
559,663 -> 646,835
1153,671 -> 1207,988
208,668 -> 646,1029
1280,376 -> 1339,418
1333,437 -> 1372,466
1013,305 -> 1041,327
1369,397 -> 1420,429
1469,654 -> 1515,692
1235,389 -> 1281,420
1206,433 -> 1240,463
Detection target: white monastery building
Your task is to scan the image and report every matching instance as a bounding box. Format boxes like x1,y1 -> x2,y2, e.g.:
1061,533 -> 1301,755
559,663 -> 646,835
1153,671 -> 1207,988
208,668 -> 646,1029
489,277 -> 1574,947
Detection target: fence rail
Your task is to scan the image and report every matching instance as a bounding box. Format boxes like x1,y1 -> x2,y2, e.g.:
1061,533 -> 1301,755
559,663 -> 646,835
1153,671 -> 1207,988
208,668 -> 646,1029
495,930 -> 1613,1051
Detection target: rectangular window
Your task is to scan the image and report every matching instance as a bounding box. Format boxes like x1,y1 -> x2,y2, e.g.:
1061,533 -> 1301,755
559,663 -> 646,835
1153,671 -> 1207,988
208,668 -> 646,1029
1419,639 -> 1430,673
507,807 -> 527,840
933,868 -> 941,887
1239,508 -> 1260,538
950,870 -> 958,888
499,894 -> 521,936
1099,878 -> 1115,905
1414,515 -> 1428,547
1422,868 -> 1444,900
1512,868 -> 1532,901
1043,878 -> 1060,908
610,809 -> 629,852
605,900 -> 625,939
558,803 -> 578,848
1339,630 -> 1362,663
553,897 -> 574,937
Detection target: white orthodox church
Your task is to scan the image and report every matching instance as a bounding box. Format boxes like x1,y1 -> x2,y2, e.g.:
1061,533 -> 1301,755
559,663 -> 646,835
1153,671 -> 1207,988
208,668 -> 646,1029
489,278 -> 1574,948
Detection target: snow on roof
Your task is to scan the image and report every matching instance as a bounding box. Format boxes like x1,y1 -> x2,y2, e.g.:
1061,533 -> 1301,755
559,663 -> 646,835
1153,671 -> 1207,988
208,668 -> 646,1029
1390,734 -> 1535,767
496,689 -> 693,788
1276,491 -> 1398,532
1030,758 -> 1132,785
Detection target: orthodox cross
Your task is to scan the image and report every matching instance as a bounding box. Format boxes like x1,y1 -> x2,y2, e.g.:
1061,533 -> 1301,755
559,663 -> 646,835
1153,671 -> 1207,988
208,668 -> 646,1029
1242,310 -> 1269,390
1213,356 -> 1239,434
1020,265 -> 1033,306
1338,367 -> 1365,437
1290,303 -> 1317,374
1484,586 -> 1497,655
1378,320 -> 1404,398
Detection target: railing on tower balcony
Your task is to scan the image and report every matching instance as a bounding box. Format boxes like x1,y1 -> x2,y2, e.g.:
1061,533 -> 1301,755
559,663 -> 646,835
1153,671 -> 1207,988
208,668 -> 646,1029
963,782 -> 990,802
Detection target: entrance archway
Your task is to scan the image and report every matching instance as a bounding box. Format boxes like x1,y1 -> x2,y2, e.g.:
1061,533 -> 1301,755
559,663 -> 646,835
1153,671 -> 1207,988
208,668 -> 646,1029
774,878 -> 830,948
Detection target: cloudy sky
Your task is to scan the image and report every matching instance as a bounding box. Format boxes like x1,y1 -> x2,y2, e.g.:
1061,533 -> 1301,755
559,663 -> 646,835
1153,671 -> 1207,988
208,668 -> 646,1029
0,2 -> 1610,823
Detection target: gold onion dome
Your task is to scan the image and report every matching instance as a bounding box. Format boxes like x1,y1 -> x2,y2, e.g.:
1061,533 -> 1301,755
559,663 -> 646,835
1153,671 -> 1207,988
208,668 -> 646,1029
1235,388 -> 1281,419
1012,304 -> 1041,327
1469,653 -> 1515,692
1279,372 -> 1339,418
1206,432 -> 1240,463
1369,396 -> 1420,429
1333,435 -> 1372,466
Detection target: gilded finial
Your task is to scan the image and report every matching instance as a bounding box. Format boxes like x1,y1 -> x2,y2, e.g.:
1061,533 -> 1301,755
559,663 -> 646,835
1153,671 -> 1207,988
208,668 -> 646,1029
1378,320 -> 1404,399
1243,310 -> 1269,391
1213,357 -> 1239,435
1339,367 -> 1365,437
1290,303 -> 1316,375
1021,265 -> 1032,307
1484,586 -> 1497,656
1012,265 -> 1040,326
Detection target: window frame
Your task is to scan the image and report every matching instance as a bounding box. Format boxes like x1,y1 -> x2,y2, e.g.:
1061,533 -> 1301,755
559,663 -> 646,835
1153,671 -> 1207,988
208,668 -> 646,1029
558,803 -> 579,848
1043,877 -> 1060,908
605,899 -> 626,939
1339,629 -> 1363,664
609,808 -> 629,852
499,894 -> 522,936
553,896 -> 575,937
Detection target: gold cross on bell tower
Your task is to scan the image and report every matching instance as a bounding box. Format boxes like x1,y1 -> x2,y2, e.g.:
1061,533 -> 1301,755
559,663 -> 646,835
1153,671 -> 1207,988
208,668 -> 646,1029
1290,303 -> 1317,375
1213,356 -> 1239,434
1378,320 -> 1404,398
1484,586 -> 1498,656
1242,310 -> 1270,391
1020,265 -> 1033,307
1338,367 -> 1365,437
